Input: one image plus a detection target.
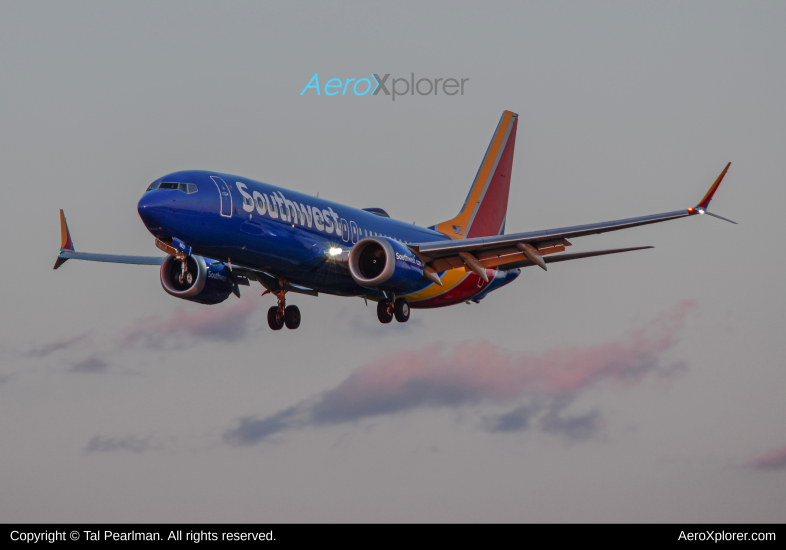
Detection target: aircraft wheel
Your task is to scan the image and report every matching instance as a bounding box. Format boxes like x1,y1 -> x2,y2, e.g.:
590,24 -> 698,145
284,305 -> 301,330
377,300 -> 393,323
394,298 -> 410,323
267,306 -> 284,330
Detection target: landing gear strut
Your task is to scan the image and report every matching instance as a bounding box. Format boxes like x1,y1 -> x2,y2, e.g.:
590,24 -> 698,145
265,289 -> 301,330
377,297 -> 410,324
177,254 -> 193,285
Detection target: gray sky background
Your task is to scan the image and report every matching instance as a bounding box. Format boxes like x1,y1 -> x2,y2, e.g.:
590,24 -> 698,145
1,1 -> 784,522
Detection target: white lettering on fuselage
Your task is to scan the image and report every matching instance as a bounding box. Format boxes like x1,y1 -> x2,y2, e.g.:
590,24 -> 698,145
235,181 -> 413,250
395,252 -> 422,267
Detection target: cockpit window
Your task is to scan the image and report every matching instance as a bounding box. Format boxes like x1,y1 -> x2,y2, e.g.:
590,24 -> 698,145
147,181 -> 198,193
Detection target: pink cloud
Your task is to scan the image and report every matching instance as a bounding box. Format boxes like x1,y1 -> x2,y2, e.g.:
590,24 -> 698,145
120,299 -> 257,348
20,299 -> 260,374
314,300 -> 695,420
748,444 -> 786,470
225,300 -> 696,444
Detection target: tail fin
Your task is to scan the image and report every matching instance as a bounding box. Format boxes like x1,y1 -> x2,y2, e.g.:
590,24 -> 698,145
434,110 -> 518,239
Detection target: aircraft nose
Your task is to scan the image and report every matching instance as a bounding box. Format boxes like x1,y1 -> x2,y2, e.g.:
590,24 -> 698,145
137,190 -> 169,232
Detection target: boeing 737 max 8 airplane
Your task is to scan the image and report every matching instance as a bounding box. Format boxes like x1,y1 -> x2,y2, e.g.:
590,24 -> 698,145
54,111 -> 735,330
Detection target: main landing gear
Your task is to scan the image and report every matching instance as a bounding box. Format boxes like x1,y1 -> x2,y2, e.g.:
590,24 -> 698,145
266,290 -> 301,330
377,297 -> 410,324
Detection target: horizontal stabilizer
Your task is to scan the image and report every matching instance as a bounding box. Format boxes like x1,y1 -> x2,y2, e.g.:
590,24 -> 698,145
497,246 -> 653,270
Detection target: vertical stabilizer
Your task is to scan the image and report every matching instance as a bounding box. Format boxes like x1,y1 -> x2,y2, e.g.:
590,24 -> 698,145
434,111 -> 518,239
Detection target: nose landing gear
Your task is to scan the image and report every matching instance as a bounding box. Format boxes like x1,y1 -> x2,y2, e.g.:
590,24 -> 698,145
177,254 -> 193,285
265,289 -> 301,330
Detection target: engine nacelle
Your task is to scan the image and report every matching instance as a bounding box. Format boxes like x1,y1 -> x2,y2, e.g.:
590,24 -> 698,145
348,236 -> 424,292
160,255 -> 234,305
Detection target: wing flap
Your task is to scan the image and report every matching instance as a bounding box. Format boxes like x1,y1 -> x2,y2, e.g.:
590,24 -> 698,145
497,246 -> 654,270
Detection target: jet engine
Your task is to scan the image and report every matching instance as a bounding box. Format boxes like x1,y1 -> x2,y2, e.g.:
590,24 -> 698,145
348,236 -> 424,292
160,255 -> 234,304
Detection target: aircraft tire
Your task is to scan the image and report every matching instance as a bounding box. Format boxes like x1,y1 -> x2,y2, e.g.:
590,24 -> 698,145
284,305 -> 301,330
394,298 -> 410,323
377,300 -> 393,324
267,306 -> 284,330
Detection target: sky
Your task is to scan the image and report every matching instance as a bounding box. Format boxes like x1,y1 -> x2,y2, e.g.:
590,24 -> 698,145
1,0 -> 785,522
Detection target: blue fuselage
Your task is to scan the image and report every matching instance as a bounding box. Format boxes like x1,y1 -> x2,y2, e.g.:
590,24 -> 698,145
137,170 -> 454,297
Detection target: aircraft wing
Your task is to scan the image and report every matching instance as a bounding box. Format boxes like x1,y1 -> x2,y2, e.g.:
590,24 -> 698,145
53,210 -> 165,269
55,250 -> 164,267
411,163 -> 733,280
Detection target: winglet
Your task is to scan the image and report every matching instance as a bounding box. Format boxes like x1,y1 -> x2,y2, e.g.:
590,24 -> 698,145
686,163 -> 737,224
59,209 -> 74,251
697,162 -> 731,209
54,209 -> 75,270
